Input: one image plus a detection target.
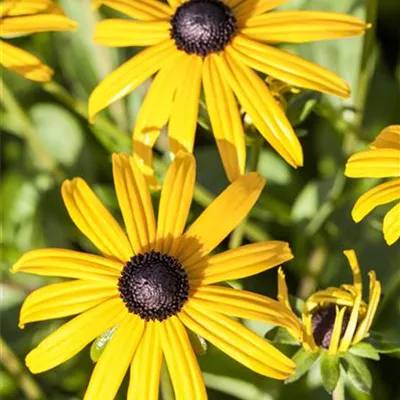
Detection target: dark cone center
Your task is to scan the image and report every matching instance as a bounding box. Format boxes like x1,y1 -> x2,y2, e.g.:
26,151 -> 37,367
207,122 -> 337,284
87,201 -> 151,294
118,251 -> 189,321
311,304 -> 351,349
170,0 -> 237,56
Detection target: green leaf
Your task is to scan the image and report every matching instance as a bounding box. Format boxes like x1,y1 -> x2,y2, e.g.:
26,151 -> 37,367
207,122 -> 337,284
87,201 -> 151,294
29,104 -> 84,167
265,326 -> 300,346
343,353 -> 372,394
286,90 -> 321,127
366,332 -> 400,355
349,342 -> 380,360
285,348 -> 319,384
291,182 -> 318,222
320,352 -> 340,394
90,325 -> 118,362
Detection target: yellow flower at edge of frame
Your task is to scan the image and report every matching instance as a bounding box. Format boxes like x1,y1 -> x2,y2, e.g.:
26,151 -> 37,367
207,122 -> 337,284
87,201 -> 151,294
89,0 -> 369,184
345,125 -> 400,245
0,0 -> 77,82
278,250 -> 381,356
12,151 -> 303,400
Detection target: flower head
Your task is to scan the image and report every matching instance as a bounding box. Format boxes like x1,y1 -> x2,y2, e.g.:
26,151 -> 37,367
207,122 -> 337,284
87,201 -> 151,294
0,0 -> 77,81
345,125 -> 400,245
12,151 -> 301,399
89,0 -> 368,183
278,250 -> 381,355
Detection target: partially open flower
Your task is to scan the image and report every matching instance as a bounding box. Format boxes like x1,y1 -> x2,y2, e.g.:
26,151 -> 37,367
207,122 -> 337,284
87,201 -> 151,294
278,250 -> 381,355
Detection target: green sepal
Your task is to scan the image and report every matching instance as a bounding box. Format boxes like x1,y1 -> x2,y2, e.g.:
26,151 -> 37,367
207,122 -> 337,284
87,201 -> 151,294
188,330 -> 207,356
366,332 -> 400,355
286,90 -> 321,127
285,348 -> 319,384
90,325 -> 118,362
265,326 -> 300,346
320,352 -> 340,394
349,341 -> 380,360
343,353 -> 372,394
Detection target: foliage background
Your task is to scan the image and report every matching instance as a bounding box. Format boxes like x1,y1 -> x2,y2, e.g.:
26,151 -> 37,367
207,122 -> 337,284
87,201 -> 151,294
1,0 -> 399,399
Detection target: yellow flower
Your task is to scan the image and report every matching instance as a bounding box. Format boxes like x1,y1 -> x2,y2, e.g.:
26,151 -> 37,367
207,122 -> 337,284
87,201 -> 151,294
345,125 -> 400,245
12,152 -> 301,399
278,250 -> 381,356
89,0 -> 368,183
0,0 -> 77,82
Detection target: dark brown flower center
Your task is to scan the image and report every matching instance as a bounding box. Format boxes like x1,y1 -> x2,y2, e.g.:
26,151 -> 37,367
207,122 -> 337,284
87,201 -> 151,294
311,304 -> 351,349
170,0 -> 237,57
118,251 -> 189,321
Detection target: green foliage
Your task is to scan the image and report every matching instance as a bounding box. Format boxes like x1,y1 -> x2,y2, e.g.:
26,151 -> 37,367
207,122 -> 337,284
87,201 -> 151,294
343,353 -> 373,394
320,353 -> 341,393
285,348 -> 319,384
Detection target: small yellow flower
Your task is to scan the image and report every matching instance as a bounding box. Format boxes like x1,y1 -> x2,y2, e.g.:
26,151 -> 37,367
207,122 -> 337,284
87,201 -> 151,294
345,125 -> 400,245
89,0 -> 368,183
278,250 -> 381,356
12,152 -> 301,399
0,0 -> 77,82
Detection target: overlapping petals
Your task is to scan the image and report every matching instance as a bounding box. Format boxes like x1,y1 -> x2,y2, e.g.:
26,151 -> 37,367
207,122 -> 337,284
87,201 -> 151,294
345,125 -> 400,245
13,152 -> 299,399
90,0 -> 367,182
0,0 -> 77,81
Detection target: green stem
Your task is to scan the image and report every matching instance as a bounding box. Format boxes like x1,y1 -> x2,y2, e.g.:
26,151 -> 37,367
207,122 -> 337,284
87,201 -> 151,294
0,79 -> 61,178
353,0 -> 378,130
0,337 -> 45,400
332,374 -> 345,400
229,138 -> 263,248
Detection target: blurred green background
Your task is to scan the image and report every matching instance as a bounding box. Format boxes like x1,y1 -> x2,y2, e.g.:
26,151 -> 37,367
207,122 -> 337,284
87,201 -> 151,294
1,0 -> 399,399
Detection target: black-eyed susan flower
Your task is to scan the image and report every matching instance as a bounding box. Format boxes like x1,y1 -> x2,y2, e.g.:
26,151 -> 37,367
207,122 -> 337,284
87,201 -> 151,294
274,250 -> 382,393
0,0 -> 77,82
278,250 -> 381,355
12,151 -> 301,399
89,0 -> 368,183
345,125 -> 400,245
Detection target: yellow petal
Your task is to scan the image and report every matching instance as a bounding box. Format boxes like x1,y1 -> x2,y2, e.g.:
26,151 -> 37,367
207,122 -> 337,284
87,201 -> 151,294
92,0 -> 172,21
0,0 -> 63,17
233,0 -> 289,23
0,40 -> 53,82
231,35 -> 349,98
62,178 -> 133,262
225,0 -> 245,8
168,54 -> 203,155
345,148 -> 400,178
216,48 -> 303,168
84,314 -> 144,400
328,306 -> 347,356
302,313 -> 318,352
343,250 -> 362,295
156,152 -> 196,256
351,179 -> 400,222
277,267 -> 292,309
159,317 -> 207,400
188,241 -> 293,285
203,54 -> 246,182
166,0 -> 183,9
371,125 -> 400,150
190,286 -> 302,338
26,298 -> 126,373
383,201 -> 400,245
177,172 -> 265,267
132,52 -> 182,186
128,322 -> 162,400
11,248 -> 122,281
112,154 -> 157,254
88,40 -> 175,122
0,14 -> 77,35
93,19 -> 170,47
353,272 -> 381,344
19,280 -> 117,328
242,11 -> 368,43
180,303 -> 295,379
